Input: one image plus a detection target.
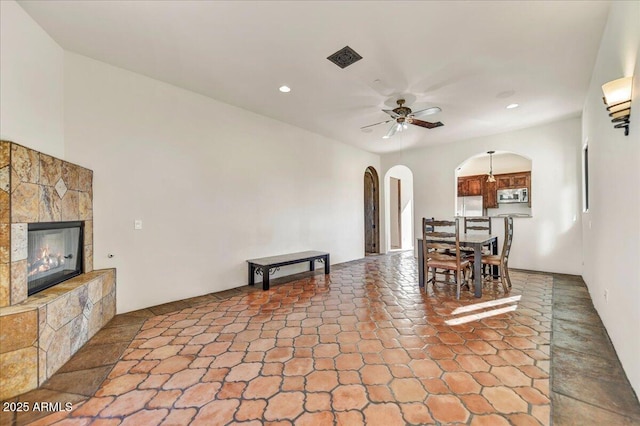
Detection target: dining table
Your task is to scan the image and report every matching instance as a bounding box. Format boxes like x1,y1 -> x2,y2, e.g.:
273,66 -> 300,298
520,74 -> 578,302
417,234 -> 498,298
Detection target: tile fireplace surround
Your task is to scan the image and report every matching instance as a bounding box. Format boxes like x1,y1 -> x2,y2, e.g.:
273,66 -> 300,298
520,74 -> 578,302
0,141 -> 116,400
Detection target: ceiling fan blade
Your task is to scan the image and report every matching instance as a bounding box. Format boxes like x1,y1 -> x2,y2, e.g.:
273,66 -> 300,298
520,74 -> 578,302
410,106 -> 442,117
382,122 -> 399,139
408,118 -> 444,129
382,109 -> 400,119
360,119 -> 393,130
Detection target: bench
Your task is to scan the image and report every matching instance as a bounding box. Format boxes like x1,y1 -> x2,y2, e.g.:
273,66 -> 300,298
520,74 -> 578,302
247,250 -> 330,290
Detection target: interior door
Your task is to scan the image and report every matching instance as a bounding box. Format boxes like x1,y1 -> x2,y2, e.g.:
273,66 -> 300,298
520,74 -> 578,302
364,169 -> 379,254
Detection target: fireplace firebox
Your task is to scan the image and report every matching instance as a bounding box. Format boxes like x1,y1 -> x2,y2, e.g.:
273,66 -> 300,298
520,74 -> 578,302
27,221 -> 84,296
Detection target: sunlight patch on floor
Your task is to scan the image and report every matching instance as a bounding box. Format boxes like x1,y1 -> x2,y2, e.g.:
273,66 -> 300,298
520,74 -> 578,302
446,305 -> 518,326
450,295 -> 521,315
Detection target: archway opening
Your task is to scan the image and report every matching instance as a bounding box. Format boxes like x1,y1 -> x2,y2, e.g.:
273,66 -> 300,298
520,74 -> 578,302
455,151 -> 532,217
384,165 -> 414,251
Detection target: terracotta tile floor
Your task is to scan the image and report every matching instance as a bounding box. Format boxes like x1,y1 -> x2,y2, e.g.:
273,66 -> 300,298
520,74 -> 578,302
2,252 -> 638,425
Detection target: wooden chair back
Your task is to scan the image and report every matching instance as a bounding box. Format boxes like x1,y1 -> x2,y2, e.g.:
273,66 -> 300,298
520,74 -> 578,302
423,217 -> 470,298
422,218 -> 462,265
501,216 -> 514,261
464,216 -> 492,234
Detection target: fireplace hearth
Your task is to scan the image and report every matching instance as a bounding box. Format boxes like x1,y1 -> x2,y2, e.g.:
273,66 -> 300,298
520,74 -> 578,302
27,221 -> 84,296
1,141 -> 118,400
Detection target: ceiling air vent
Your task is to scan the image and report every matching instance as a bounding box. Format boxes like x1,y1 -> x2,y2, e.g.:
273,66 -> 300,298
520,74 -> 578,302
327,46 -> 363,69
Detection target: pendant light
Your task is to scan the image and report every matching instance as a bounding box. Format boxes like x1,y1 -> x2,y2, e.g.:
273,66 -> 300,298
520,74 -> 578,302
486,151 -> 496,183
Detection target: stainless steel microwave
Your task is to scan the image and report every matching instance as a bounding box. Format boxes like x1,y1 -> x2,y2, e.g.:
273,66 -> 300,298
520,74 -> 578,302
497,188 -> 529,204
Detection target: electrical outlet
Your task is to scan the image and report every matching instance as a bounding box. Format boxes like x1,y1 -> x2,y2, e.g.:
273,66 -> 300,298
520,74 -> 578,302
604,289 -> 609,303
134,219 -> 143,230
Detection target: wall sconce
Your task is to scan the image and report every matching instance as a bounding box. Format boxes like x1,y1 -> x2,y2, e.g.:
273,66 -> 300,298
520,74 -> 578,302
602,76 -> 632,136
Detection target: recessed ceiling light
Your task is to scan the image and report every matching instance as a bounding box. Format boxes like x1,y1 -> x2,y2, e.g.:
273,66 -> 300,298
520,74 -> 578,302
506,103 -> 519,109
279,85 -> 291,93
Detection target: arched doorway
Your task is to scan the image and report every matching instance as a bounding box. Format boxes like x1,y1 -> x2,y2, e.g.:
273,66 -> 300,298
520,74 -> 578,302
384,165 -> 414,252
364,167 -> 380,254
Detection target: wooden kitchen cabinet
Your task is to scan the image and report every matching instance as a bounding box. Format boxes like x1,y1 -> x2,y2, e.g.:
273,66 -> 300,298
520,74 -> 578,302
459,171 -> 529,210
512,173 -> 529,188
484,180 -> 498,209
466,176 -> 482,196
497,176 -> 512,189
496,171 -> 530,189
458,175 -> 483,196
459,171 -> 530,210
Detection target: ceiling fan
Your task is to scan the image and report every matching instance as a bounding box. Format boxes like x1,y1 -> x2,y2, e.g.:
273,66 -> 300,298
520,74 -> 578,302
361,99 -> 444,139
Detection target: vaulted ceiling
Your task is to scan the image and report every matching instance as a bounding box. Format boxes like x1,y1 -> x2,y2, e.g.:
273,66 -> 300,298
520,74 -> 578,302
19,1 -> 611,153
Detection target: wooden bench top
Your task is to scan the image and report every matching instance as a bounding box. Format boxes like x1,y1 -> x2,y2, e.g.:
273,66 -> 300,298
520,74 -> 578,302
247,251 -> 329,266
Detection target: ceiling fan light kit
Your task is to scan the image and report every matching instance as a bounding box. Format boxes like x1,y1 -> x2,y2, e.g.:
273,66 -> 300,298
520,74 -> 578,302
382,125 -> 396,139
362,99 -> 444,139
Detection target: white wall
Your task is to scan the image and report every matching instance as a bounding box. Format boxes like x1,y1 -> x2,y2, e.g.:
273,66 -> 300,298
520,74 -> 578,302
581,1 -> 640,395
63,53 -> 379,313
382,118 -> 583,275
0,1 -> 64,158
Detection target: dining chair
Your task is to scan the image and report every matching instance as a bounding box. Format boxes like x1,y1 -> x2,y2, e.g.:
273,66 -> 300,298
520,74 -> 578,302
422,217 -> 472,299
464,216 -> 492,234
464,216 -> 493,251
480,216 -> 514,292
463,216 -> 494,273
424,217 -> 455,283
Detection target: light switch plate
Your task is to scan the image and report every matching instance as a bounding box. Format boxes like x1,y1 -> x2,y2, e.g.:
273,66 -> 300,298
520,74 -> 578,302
134,219 -> 143,230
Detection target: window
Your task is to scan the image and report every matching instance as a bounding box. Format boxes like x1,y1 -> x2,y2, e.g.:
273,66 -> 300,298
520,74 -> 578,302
582,144 -> 589,212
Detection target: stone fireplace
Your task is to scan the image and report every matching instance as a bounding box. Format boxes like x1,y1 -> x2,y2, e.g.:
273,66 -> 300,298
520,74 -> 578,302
0,141 -> 116,400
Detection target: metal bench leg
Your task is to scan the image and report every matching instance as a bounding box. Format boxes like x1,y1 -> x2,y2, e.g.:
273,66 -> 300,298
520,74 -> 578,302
324,254 -> 330,274
262,266 -> 270,290
310,260 -> 315,271
248,263 -> 255,286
